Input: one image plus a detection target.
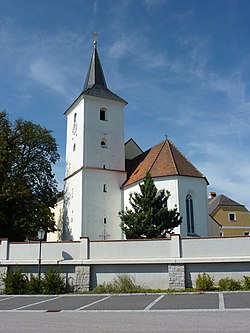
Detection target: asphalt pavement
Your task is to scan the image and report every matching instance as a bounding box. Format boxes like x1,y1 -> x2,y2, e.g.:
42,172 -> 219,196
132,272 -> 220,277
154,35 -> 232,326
0,291 -> 250,312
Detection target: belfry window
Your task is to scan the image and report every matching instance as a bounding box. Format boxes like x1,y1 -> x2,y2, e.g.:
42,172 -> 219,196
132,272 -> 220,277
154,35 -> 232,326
100,109 -> 106,121
186,194 -> 194,235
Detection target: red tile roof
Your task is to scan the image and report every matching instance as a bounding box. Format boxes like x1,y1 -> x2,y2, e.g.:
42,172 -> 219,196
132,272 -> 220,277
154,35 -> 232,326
123,140 -> 208,188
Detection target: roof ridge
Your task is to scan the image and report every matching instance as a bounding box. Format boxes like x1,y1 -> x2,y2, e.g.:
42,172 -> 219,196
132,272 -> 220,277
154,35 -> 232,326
168,139 -> 205,177
148,140 -> 166,174
167,140 -> 178,174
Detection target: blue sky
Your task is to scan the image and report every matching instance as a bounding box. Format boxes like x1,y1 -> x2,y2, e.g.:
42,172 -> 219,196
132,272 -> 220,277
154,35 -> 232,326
1,0 -> 250,207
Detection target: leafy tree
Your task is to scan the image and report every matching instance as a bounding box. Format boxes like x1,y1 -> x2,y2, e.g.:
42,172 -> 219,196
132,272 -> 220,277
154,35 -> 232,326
0,111 -> 60,241
119,171 -> 182,239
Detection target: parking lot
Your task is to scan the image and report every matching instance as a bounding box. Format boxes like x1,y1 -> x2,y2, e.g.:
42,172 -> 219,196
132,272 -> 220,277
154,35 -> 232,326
0,292 -> 250,312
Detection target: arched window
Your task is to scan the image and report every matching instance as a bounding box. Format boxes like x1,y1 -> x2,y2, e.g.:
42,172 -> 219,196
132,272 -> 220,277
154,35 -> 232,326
186,194 -> 194,235
101,138 -> 107,148
73,143 -> 76,151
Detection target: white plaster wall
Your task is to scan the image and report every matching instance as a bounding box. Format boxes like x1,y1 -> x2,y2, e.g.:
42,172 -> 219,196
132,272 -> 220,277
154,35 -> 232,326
4,236 -> 250,262
177,176 -> 209,236
65,97 -> 84,177
3,237 -> 250,290
90,264 -> 169,289
8,242 -> 82,261
64,171 -> 83,240
82,169 -> 126,240
64,94 -> 126,241
90,239 -> 172,259
186,262 -> 250,288
83,96 -> 126,171
182,237 -> 250,257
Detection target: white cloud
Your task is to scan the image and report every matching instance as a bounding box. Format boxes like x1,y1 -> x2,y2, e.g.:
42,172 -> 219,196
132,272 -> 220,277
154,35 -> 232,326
144,0 -> 168,10
29,58 -> 70,97
108,39 -> 131,59
190,141 -> 250,208
0,22 -> 83,100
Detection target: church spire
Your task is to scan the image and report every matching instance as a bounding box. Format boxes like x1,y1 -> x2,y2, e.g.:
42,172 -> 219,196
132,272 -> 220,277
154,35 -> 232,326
83,32 -> 107,91
82,33 -> 127,104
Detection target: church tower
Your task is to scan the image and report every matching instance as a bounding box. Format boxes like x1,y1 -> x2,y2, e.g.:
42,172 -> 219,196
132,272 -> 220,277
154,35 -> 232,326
63,35 -> 127,240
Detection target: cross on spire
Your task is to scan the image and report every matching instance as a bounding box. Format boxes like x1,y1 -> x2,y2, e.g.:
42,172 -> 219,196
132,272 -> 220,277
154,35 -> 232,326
93,31 -> 98,47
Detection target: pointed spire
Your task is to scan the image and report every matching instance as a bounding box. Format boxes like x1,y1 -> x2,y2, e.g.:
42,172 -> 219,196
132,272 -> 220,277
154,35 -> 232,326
83,32 -> 107,91
82,33 -> 127,104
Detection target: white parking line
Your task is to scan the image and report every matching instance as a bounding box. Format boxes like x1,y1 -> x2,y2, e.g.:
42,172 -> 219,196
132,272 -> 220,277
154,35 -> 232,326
219,293 -> 225,310
12,295 -> 63,310
74,295 -> 112,311
144,295 -> 165,310
0,296 -> 17,302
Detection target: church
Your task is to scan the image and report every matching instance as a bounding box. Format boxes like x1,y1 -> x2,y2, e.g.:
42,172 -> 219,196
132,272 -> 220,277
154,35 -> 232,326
52,36 -> 209,241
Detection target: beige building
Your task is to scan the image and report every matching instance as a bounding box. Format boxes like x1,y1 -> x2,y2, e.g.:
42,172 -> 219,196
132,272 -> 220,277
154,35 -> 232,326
208,192 -> 250,236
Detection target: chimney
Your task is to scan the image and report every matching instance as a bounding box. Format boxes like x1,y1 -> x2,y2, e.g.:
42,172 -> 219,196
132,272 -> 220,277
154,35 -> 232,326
208,192 -> 217,199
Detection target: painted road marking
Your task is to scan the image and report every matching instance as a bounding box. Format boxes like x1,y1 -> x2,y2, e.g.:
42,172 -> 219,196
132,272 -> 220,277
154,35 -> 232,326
0,296 -> 17,302
219,293 -> 225,310
74,295 -> 112,311
13,296 -> 63,310
144,295 -> 165,310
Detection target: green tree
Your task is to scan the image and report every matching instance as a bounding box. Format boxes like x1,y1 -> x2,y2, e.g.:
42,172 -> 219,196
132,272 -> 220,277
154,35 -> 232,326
0,111 -> 60,241
119,171 -> 182,239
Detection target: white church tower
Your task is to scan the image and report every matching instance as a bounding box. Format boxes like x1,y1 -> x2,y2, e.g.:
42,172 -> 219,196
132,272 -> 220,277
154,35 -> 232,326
63,35 -> 127,240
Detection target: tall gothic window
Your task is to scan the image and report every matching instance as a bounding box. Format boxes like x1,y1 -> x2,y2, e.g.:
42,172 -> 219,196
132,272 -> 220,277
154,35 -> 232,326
186,194 -> 194,235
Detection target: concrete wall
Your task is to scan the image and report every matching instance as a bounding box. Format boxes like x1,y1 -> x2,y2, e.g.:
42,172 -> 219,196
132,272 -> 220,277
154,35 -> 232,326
1,235 -> 250,291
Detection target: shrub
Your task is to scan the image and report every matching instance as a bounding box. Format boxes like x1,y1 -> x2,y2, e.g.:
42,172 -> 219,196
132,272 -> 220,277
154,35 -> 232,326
28,275 -> 43,294
243,276 -> 250,290
2,271 -> 28,295
42,268 -> 66,294
113,274 -> 142,293
196,273 -> 214,291
218,277 -> 241,291
92,282 -> 115,294
93,274 -> 142,293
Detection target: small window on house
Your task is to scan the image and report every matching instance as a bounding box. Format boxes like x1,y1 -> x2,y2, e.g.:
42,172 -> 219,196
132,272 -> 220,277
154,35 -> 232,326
220,231 -> 224,237
103,184 -> 107,192
74,112 -> 77,123
228,213 -> 236,222
73,143 -> 76,151
244,231 -> 249,236
100,109 -> 106,121
104,218 -> 107,224
103,165 -> 106,169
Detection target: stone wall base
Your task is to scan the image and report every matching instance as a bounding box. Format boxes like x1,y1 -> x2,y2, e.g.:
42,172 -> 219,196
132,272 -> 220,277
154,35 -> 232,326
71,266 -> 90,292
168,264 -> 185,290
0,267 -> 8,294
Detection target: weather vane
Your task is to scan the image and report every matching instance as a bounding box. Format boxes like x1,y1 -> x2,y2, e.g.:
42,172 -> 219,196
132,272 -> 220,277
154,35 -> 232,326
164,133 -> 168,140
